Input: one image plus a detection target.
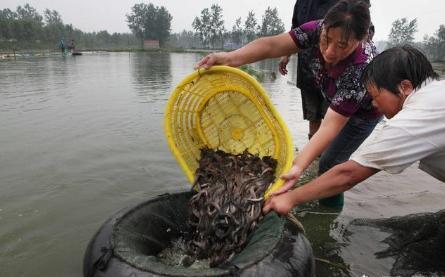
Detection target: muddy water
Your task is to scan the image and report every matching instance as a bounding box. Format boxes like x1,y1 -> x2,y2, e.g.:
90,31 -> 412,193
0,52 -> 443,277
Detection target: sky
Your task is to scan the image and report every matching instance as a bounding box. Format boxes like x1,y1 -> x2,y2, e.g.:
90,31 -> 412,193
2,0 -> 444,42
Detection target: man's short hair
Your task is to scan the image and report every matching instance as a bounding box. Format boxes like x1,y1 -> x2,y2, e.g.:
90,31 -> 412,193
362,45 -> 439,95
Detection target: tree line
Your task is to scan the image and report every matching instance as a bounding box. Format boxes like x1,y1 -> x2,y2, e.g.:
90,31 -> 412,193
127,3 -> 285,50
387,17 -> 444,61
0,3 -> 443,62
0,4 -> 139,50
0,3 -> 285,52
189,4 -> 285,49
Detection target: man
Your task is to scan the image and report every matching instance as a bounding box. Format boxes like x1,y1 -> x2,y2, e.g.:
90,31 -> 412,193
278,0 -> 338,141
264,46 -> 444,215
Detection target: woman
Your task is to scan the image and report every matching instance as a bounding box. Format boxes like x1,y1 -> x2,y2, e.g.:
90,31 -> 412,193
263,46 -> 443,215
196,0 -> 381,208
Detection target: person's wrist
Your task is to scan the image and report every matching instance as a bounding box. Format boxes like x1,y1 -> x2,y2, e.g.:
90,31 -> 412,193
219,52 -> 228,65
291,163 -> 303,176
286,187 -> 300,207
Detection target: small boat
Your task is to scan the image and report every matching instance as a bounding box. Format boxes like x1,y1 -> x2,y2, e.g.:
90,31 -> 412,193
72,52 -> 82,56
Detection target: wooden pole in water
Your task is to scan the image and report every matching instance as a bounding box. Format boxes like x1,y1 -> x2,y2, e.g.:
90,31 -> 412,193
13,48 -> 16,60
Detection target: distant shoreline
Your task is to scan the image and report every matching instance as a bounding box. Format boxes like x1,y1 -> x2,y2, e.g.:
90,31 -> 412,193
1,49 -> 444,76
0,48 -> 215,56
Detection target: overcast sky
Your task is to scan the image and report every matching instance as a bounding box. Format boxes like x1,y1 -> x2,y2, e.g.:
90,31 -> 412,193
2,0 -> 444,42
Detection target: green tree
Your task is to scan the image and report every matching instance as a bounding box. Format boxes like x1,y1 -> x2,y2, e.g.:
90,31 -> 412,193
230,17 -> 243,47
96,30 -> 112,46
192,8 -> 211,48
193,4 -> 225,49
388,18 -> 418,46
127,3 -> 145,42
44,9 -> 62,25
258,7 -> 285,37
423,25 -> 445,61
43,9 -> 64,44
154,7 -> 172,47
167,30 -> 202,49
14,4 -> 43,41
209,4 -> 225,48
126,3 -> 172,47
244,11 -> 257,43
0,9 -> 16,40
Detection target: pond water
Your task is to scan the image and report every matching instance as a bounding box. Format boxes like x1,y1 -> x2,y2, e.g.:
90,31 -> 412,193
0,52 -> 443,277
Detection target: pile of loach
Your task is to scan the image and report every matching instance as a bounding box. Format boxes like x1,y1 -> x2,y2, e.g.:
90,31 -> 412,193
185,148 -> 277,267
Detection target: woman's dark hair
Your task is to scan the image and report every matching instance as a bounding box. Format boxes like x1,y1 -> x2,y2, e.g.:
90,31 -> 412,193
362,45 -> 439,95
323,0 -> 371,41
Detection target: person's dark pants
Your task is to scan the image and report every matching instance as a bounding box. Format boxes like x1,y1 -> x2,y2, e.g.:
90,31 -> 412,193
318,115 -> 382,208
301,88 -> 328,122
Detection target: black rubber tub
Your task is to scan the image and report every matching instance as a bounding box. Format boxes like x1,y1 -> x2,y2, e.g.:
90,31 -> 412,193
83,191 -> 315,277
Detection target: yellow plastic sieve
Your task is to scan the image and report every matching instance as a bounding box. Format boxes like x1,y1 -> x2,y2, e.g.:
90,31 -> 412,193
164,66 -> 293,198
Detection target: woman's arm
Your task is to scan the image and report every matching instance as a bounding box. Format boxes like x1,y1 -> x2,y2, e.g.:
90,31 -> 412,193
294,108 -> 349,171
263,160 -> 379,214
195,33 -> 299,68
275,108 -> 349,195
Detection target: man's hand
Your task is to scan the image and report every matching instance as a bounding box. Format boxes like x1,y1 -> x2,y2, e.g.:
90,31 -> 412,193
263,192 -> 295,215
278,55 -> 290,75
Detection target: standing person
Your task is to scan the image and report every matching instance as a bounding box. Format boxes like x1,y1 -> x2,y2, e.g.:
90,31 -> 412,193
196,0 -> 381,208
68,39 -> 76,53
59,38 -> 66,55
263,46 -> 443,215
278,0 -> 338,142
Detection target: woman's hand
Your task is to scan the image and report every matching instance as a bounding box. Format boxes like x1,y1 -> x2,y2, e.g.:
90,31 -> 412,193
269,164 -> 302,197
263,191 -> 295,215
278,55 -> 290,75
194,52 -> 230,69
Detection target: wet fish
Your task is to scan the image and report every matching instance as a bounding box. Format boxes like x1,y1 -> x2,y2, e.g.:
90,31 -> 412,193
186,147 -> 277,267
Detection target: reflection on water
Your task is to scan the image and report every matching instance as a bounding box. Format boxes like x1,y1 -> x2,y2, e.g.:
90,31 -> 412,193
131,52 -> 172,104
0,52 -> 444,277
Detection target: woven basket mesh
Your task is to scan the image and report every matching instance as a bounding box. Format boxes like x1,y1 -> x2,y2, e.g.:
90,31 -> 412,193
165,66 -> 293,196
